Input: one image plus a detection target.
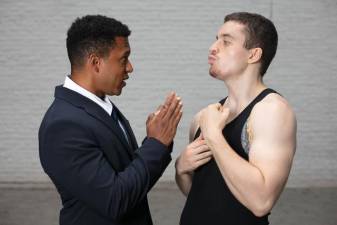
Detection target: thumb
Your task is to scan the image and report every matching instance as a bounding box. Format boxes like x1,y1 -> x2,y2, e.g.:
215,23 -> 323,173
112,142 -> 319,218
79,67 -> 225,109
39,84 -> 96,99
146,112 -> 155,124
154,104 -> 163,116
221,107 -> 230,118
215,103 -> 222,111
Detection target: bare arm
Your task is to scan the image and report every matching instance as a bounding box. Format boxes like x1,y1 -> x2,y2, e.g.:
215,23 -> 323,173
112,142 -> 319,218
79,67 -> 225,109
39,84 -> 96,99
175,111 -> 212,196
188,111 -> 202,143
200,95 -> 296,216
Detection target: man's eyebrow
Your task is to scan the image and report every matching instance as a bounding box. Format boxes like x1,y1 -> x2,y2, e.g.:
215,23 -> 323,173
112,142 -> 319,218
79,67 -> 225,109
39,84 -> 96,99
122,50 -> 130,57
216,33 -> 235,40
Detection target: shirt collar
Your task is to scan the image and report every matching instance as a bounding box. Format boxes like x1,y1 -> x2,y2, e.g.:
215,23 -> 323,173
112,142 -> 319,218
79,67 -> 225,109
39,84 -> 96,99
63,75 -> 113,115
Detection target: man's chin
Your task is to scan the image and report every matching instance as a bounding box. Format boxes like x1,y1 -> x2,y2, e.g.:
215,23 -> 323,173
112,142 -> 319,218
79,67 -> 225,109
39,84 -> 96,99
115,89 -> 122,96
107,88 -> 122,96
115,82 -> 126,96
209,70 -> 218,78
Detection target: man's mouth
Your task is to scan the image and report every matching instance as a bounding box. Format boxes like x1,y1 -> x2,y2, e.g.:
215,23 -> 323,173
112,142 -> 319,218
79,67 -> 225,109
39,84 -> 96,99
121,75 -> 129,87
208,55 -> 216,65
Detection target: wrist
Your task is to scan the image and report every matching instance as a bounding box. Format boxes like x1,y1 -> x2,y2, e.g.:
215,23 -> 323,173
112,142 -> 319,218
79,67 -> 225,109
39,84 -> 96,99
147,136 -> 170,147
205,131 -> 224,149
175,157 -> 191,175
175,157 -> 183,174
204,129 -> 223,142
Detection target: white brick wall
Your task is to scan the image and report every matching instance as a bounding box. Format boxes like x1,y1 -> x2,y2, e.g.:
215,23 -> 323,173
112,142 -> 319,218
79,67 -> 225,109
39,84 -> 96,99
0,0 -> 336,187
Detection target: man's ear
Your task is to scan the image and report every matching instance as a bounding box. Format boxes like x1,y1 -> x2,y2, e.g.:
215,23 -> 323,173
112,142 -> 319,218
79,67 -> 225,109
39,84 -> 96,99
248,47 -> 262,64
87,53 -> 101,74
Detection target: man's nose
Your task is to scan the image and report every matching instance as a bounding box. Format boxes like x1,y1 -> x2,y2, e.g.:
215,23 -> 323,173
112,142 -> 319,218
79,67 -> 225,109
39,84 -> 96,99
209,42 -> 218,55
127,61 -> 133,73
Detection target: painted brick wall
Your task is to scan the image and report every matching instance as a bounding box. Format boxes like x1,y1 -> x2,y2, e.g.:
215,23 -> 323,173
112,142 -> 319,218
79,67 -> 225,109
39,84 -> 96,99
0,0 -> 336,187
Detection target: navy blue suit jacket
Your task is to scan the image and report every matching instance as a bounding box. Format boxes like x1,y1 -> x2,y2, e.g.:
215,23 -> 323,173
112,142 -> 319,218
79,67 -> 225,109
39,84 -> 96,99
39,86 -> 172,225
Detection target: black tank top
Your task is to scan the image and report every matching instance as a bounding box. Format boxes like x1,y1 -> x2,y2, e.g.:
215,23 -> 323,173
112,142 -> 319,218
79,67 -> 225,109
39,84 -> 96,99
180,88 -> 278,225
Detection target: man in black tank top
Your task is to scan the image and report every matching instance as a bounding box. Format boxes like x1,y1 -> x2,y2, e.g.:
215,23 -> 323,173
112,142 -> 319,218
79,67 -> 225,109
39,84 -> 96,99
175,12 -> 297,225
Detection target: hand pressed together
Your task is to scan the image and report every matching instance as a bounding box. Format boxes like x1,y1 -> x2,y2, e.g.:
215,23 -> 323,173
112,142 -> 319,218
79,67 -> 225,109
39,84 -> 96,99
146,92 -> 183,146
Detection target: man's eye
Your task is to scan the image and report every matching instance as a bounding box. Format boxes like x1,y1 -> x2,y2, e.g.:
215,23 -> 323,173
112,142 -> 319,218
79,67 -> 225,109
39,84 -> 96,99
121,58 -> 127,64
224,40 -> 230,45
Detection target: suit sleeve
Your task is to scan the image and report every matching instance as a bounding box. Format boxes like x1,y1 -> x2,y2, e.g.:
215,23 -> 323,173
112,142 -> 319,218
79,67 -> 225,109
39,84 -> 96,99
138,137 -> 174,190
39,119 -> 171,221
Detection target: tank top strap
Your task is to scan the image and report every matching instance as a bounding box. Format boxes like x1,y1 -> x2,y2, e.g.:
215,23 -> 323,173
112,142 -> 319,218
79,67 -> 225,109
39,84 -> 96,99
219,97 -> 227,105
219,88 -> 279,114
195,88 -> 279,141
249,88 -> 278,106
242,88 -> 279,117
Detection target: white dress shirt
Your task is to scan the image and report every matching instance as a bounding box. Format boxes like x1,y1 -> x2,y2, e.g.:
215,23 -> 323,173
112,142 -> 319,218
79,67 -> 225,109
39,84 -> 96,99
63,75 -> 131,146
63,75 -> 113,115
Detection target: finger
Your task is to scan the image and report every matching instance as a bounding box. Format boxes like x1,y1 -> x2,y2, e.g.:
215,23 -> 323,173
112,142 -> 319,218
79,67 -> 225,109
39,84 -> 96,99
146,112 -> 155,124
156,103 -> 168,119
154,110 -> 160,116
171,100 -> 183,125
195,151 -> 213,161
222,107 -> 230,117
215,103 -> 222,110
172,108 -> 183,128
193,144 -> 211,154
189,138 -> 206,148
164,92 -> 176,107
156,93 -> 176,118
172,99 -> 183,116
154,105 -> 163,116
195,157 -> 212,168
163,95 -> 181,121
209,102 -> 221,110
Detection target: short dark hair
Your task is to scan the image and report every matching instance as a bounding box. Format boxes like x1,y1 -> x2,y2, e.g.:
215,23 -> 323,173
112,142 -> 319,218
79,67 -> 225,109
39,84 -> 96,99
66,15 -> 131,69
224,12 -> 278,77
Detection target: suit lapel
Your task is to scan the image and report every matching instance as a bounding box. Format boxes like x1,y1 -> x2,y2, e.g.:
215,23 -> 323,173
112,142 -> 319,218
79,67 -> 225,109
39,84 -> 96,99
84,106 -> 135,156
111,102 -> 139,150
54,86 -> 135,158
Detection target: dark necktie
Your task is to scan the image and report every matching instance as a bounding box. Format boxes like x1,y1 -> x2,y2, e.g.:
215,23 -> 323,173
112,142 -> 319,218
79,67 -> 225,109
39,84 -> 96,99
111,108 -> 131,148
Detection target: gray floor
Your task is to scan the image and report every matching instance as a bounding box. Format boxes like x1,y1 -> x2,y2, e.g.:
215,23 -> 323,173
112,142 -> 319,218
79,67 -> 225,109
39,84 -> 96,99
0,182 -> 336,225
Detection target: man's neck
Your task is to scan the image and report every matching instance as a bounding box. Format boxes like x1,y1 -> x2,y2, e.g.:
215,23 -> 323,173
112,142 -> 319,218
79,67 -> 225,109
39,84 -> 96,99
70,72 -> 105,99
223,71 -> 266,115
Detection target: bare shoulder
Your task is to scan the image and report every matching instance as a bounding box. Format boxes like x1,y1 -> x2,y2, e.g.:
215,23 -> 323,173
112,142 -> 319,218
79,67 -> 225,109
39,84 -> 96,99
250,93 -> 297,139
251,93 -> 295,121
189,110 -> 203,142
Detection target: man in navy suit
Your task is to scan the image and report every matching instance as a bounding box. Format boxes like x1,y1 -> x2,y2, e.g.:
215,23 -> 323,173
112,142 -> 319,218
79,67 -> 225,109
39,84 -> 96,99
39,15 -> 183,225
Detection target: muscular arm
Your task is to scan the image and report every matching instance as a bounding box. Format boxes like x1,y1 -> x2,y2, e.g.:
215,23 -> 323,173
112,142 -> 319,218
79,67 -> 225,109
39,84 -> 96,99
205,95 -> 296,216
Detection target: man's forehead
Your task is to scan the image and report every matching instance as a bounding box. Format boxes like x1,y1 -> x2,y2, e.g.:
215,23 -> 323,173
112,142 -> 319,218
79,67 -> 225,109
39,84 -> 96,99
114,36 -> 130,49
217,21 -> 245,39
